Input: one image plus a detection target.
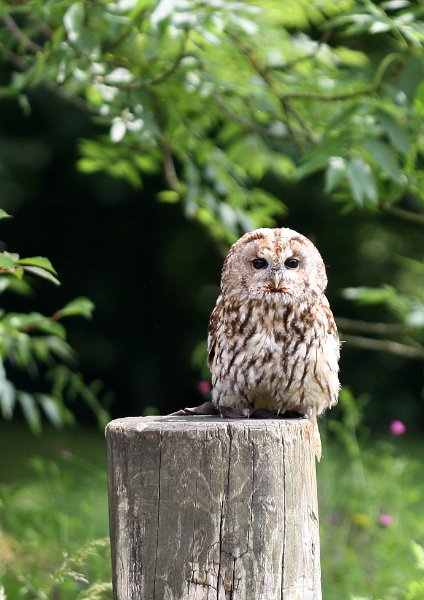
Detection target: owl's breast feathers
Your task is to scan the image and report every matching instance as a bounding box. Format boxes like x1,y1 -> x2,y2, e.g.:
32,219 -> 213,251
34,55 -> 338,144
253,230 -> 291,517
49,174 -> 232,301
208,294 -> 340,416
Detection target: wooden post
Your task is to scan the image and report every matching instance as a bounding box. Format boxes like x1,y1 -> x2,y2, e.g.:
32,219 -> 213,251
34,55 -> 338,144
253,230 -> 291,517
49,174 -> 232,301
106,416 -> 321,600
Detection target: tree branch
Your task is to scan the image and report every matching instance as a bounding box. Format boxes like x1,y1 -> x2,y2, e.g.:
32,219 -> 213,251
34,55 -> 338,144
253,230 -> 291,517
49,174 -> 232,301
0,42 -> 29,71
340,333 -> 424,360
213,94 -> 289,140
279,87 -> 377,102
160,140 -> 182,193
152,105 -> 182,193
102,4 -> 148,52
380,202 -> 424,226
143,35 -> 190,88
336,317 -> 409,336
110,32 -> 191,90
265,51 -> 318,73
227,32 -> 318,146
2,15 -> 42,54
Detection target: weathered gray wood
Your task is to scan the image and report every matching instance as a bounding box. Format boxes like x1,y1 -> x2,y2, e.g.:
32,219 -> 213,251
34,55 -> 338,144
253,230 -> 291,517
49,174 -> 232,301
106,416 -> 321,600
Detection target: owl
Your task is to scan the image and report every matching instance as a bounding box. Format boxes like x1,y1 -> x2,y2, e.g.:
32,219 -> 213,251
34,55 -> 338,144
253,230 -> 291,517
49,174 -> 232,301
207,227 -> 340,459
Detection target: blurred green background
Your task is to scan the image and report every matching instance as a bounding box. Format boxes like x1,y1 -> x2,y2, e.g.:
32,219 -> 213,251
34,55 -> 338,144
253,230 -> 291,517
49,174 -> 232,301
1,1 -> 424,598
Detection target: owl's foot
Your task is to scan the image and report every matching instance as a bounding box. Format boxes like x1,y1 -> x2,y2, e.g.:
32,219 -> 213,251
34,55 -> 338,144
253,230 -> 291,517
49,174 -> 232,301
219,406 -> 304,419
169,401 -> 218,416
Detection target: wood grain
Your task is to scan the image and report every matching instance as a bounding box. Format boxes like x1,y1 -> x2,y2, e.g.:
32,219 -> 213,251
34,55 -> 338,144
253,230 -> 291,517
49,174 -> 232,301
106,416 -> 321,600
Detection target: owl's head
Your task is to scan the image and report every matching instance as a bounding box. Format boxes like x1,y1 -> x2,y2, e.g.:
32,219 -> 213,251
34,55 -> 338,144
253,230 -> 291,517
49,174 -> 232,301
221,228 -> 328,303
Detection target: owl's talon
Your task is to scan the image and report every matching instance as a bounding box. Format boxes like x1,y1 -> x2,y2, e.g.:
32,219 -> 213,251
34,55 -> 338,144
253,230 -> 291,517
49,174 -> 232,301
218,407 -> 305,420
283,410 -> 305,419
248,408 -> 275,419
169,401 -> 218,416
218,406 -> 246,418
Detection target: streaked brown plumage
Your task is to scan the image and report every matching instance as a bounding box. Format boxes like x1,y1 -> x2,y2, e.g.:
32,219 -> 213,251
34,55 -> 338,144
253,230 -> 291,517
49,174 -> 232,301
207,227 -> 340,459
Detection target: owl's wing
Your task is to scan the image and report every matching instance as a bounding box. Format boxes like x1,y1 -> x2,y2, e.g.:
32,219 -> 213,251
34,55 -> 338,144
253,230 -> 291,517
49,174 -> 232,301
318,304 -> 341,408
207,295 -> 223,368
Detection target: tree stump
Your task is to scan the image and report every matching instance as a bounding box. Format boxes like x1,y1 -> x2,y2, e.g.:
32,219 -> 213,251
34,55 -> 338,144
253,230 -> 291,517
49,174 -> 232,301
106,416 -> 321,600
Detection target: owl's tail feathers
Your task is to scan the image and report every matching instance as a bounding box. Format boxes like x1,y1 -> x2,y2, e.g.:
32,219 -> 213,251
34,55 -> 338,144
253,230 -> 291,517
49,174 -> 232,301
309,414 -> 322,462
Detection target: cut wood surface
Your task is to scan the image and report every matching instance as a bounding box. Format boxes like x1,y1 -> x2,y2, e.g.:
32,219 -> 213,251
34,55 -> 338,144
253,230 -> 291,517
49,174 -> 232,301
106,416 -> 321,600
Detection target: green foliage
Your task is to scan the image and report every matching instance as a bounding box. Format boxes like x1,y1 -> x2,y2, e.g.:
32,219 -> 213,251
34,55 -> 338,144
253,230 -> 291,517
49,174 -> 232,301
0,215 -> 107,431
0,430 -> 111,598
1,0 -> 424,241
405,542 -> 424,600
319,390 -> 424,599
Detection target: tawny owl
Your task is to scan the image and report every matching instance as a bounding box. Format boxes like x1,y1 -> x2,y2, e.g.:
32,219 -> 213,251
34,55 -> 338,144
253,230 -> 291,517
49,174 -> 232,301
207,227 -> 340,459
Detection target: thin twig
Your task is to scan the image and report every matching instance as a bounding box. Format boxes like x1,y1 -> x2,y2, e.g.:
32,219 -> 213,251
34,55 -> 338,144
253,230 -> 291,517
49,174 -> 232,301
380,202 -> 424,226
282,101 -> 318,144
340,333 -> 424,360
152,104 -> 182,193
213,94 -> 288,140
265,52 -> 318,73
227,32 -> 318,145
160,140 -> 182,193
102,5 -> 148,52
336,317 -> 409,336
29,14 -> 54,39
112,33 -> 191,90
280,87 -> 377,102
2,15 -> 42,54
0,42 -> 29,71
144,35 -> 190,87
1,15 -> 93,113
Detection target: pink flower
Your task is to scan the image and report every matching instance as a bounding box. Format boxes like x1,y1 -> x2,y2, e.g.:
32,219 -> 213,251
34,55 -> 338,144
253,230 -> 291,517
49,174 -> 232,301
379,513 -> 393,527
197,381 -> 212,394
389,420 -> 406,435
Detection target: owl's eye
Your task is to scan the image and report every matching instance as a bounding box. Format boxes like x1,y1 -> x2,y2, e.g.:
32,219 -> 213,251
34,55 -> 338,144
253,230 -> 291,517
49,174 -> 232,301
252,258 -> 268,270
284,257 -> 300,269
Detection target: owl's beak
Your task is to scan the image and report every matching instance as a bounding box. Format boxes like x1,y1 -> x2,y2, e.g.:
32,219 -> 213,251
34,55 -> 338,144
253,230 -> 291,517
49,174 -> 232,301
272,272 -> 281,288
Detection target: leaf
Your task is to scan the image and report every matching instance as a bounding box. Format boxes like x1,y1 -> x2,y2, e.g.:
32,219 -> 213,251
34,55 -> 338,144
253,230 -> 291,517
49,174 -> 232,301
0,210 -> 12,221
157,190 -> 180,203
19,392 -> 42,434
413,81 -> 424,117
46,337 -> 76,364
3,312 -> 44,331
108,161 -> 142,187
297,137 -> 342,178
77,158 -> 104,174
268,155 -> 296,180
381,1 -> 411,9
0,253 -> 19,270
63,2 -> 85,44
19,256 -> 57,274
37,320 -> 67,339
411,541 -> 424,571
55,297 -> 95,320
377,111 -> 411,156
134,155 -> 159,174
346,157 -> 378,206
363,138 -> 400,179
22,265 -> 60,286
342,285 -> 397,304
325,156 -> 347,193
0,378 -> 16,419
38,395 -> 65,427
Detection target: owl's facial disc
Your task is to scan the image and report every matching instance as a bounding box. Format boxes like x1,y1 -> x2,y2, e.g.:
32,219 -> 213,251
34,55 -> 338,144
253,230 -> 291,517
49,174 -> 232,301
221,228 -> 328,301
